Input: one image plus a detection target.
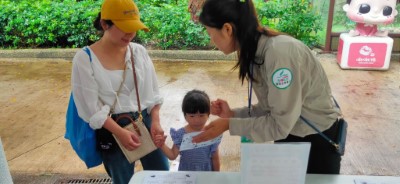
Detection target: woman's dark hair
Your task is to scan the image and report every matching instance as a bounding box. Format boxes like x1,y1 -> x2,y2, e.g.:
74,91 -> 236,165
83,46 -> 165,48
182,89 -> 210,115
199,0 -> 281,84
93,12 -> 114,31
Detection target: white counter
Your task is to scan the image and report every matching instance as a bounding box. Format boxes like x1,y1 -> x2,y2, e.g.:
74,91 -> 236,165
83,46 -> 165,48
130,171 -> 400,184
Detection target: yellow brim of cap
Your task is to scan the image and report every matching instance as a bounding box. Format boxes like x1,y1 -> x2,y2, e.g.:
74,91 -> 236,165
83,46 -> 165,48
113,20 -> 150,33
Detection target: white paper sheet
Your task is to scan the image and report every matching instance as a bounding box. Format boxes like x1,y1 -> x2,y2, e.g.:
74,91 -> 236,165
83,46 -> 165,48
179,131 -> 222,151
354,179 -> 397,184
241,142 -> 311,184
143,172 -> 196,184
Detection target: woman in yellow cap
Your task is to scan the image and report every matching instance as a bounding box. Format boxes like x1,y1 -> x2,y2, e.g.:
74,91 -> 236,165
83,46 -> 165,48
71,0 -> 169,183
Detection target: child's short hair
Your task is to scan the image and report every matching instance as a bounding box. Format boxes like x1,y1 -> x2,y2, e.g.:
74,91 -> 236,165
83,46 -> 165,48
182,89 -> 210,115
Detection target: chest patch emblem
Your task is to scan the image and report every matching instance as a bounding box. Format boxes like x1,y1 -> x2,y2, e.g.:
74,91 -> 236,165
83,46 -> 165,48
272,68 -> 293,89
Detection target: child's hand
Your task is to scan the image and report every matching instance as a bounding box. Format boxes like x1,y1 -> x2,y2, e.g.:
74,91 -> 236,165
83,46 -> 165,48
153,134 -> 167,148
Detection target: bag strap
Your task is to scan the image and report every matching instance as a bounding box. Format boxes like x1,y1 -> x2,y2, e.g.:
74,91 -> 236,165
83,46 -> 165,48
83,47 -> 92,63
300,116 -> 339,150
247,63 -> 254,117
110,63 -> 127,114
82,46 -> 126,114
129,45 -> 143,122
300,97 -> 342,150
114,114 -> 141,136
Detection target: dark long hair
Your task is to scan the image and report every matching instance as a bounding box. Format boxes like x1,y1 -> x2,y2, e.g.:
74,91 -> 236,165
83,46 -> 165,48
93,12 -> 114,32
199,0 -> 281,83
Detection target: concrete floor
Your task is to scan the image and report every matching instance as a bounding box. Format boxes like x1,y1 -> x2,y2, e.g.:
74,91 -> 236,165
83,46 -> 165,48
0,53 -> 400,184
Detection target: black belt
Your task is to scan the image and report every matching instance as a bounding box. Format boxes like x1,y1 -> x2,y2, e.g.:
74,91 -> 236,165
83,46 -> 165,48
111,111 -> 140,121
111,109 -> 148,127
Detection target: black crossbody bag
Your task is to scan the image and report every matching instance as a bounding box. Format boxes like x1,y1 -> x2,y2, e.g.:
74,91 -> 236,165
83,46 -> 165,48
300,98 -> 347,156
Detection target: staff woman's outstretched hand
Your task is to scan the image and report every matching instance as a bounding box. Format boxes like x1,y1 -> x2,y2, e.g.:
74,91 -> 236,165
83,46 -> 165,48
211,99 -> 234,118
192,118 -> 229,143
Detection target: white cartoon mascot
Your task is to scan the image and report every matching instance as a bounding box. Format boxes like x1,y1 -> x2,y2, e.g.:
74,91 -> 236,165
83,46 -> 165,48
343,0 -> 398,36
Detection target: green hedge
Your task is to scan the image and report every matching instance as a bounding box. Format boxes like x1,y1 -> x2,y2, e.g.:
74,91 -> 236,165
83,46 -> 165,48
0,0 -> 101,48
135,1 -> 210,50
256,0 -> 322,47
0,0 -> 322,49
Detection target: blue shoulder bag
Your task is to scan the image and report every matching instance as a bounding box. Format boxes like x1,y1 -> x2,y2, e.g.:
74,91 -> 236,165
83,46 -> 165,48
64,47 -> 102,168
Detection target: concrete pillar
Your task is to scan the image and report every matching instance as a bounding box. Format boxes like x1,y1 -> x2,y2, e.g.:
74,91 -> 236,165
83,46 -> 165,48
0,138 -> 13,184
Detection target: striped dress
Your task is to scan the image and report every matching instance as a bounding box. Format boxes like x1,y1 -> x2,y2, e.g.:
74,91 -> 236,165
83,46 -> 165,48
170,127 -> 221,171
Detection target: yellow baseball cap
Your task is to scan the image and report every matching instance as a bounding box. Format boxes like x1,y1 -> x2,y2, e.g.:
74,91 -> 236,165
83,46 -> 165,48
101,0 -> 149,33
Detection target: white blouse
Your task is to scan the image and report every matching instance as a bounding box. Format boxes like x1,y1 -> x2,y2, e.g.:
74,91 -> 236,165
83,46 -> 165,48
71,42 -> 163,129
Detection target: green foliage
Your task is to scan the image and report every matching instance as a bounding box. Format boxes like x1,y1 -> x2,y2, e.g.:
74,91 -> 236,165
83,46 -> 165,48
254,0 -> 285,28
395,3 -> 400,24
276,1 -> 322,47
0,0 -> 323,49
332,1 -> 355,32
256,0 -> 322,48
0,0 -> 101,48
136,1 -> 210,49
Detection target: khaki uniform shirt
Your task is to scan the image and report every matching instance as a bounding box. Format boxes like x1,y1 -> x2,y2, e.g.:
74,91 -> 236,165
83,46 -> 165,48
229,35 -> 341,142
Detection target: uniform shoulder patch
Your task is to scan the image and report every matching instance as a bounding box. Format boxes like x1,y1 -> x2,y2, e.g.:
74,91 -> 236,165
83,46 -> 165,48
272,68 -> 293,89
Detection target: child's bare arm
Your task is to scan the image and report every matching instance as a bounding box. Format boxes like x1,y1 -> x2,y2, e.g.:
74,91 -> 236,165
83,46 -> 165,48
160,144 -> 180,160
212,147 -> 220,171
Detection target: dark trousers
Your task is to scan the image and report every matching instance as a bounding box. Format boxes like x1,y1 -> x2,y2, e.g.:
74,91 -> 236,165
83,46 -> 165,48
275,120 -> 342,174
